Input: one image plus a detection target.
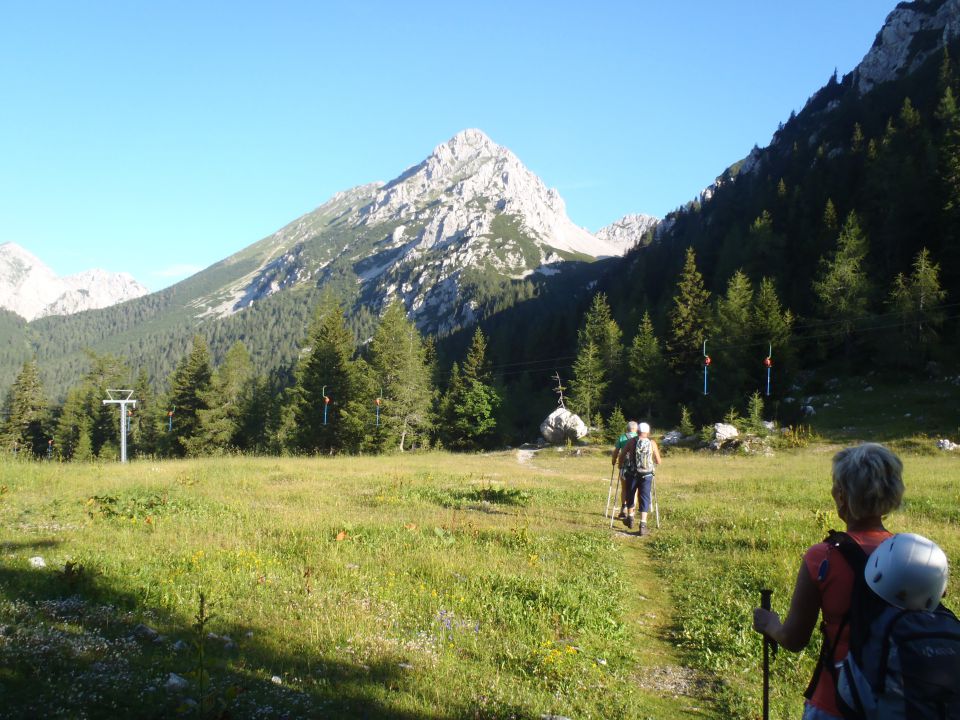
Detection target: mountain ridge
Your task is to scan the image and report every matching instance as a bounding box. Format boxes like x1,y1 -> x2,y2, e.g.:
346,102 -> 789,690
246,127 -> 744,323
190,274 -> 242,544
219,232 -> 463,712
0,243 -> 148,321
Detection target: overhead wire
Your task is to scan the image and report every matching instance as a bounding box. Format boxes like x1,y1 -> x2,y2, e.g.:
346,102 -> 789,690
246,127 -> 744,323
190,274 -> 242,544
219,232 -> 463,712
453,300 -> 960,382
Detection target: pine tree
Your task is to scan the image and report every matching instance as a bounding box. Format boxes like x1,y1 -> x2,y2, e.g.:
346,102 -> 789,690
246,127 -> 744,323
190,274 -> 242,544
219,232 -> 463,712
751,277 -> 794,391
713,270 -> 754,402
744,211 -> 785,281
606,405 -> 627,444
626,311 -> 664,418
368,302 -> 434,452
1,360 -> 49,457
813,211 -> 871,350
823,199 -> 838,236
438,329 -> 500,449
289,297 -> 368,454
889,248 -> 947,353
851,123 -> 864,153
570,293 -> 621,426
570,339 -> 605,428
667,248 -> 712,388
186,341 -> 255,456
165,335 -> 213,457
580,293 -> 623,383
131,368 -> 158,458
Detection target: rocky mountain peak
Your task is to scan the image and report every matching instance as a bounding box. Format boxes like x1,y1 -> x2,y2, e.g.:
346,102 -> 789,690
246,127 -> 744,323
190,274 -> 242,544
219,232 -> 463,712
430,128 -> 502,167
197,129 -> 648,335
595,214 -> 661,254
0,242 -> 148,321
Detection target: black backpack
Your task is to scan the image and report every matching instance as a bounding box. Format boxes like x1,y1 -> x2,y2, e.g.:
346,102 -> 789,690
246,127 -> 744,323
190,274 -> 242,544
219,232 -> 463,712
806,531 -> 960,719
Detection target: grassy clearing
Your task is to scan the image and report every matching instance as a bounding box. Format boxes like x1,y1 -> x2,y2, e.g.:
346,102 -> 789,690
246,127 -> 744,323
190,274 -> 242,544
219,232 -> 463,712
1,447 -> 957,719
0,451 -> 688,719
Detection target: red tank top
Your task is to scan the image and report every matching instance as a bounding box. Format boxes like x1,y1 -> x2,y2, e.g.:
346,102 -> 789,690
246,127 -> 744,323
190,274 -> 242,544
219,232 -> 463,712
802,529 -> 892,714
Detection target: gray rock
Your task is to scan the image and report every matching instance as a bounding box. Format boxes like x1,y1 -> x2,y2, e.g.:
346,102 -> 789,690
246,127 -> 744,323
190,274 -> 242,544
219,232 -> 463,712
855,0 -> 960,94
172,639 -> 189,653
937,439 -> 957,451
713,423 -> 739,443
661,430 -> 684,446
134,623 -> 159,641
709,423 -> 739,451
539,408 -> 587,444
165,673 -> 189,692
801,405 -> 816,417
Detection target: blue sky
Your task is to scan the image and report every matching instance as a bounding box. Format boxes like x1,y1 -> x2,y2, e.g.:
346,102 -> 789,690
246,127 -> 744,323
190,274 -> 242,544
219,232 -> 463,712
0,2 -> 895,290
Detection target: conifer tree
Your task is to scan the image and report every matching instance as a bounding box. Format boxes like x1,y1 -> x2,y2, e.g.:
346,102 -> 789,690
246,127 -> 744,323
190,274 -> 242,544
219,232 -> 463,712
55,387 -> 91,460
667,248 -> 712,387
186,341 -> 255,456
823,199 -> 838,236
889,248 -> 947,351
368,302 -> 434,452
713,270 -> 754,401
744,211 -> 786,282
752,277 -> 795,384
570,340 -> 605,428
580,292 -> 623,382
52,352 -> 133,459
606,405 -> 627,444
813,211 -> 871,350
1,360 -> 49,457
571,293 -> 621,426
165,335 -> 213,457
626,311 -> 664,418
289,297 -> 368,454
131,368 -> 158,457
438,328 -> 500,449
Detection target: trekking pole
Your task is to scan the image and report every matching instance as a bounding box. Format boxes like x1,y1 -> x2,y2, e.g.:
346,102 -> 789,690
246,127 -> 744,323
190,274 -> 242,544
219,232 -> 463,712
760,588 -> 774,720
604,465 -> 617,519
609,470 -> 620,529
652,473 -> 660,529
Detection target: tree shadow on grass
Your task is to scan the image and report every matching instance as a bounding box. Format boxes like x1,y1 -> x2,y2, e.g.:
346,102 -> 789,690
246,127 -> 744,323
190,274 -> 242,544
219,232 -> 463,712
0,537 -> 61,552
0,559 -> 529,719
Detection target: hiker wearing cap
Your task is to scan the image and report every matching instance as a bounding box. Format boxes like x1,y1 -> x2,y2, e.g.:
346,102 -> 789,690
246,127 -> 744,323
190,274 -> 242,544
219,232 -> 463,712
611,421 -> 638,519
618,422 -> 661,536
752,443 -> 904,720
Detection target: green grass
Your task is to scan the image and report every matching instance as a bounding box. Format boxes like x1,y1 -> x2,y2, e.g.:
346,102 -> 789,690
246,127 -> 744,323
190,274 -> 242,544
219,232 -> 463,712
801,372 -> 960,442
1,447 -> 957,719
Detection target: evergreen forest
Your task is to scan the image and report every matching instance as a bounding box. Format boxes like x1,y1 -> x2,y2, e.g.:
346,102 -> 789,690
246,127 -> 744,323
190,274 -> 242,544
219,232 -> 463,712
4,45 -> 960,460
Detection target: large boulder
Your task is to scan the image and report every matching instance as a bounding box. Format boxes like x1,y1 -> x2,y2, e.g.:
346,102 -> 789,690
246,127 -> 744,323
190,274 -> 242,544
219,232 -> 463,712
709,423 -> 739,451
661,430 -> 685,446
539,408 -> 588,444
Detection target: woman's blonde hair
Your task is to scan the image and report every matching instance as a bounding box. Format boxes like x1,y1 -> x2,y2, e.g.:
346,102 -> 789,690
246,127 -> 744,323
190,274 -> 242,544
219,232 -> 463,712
832,443 -> 904,521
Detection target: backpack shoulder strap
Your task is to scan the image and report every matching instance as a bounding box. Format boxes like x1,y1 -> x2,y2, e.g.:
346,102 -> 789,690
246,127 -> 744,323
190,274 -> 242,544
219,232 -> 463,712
804,531 -> 867,700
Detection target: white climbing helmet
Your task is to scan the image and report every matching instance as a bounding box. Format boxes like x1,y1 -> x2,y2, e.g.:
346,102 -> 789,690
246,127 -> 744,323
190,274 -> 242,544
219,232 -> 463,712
865,533 -> 949,611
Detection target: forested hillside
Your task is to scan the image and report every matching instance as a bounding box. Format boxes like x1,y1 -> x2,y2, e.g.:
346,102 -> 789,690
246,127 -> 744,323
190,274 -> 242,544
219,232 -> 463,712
457,41 -> 960,434
5,8 -> 960,457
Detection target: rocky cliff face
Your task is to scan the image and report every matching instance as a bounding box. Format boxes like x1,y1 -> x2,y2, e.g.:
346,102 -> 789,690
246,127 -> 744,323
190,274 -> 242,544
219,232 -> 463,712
595,214 -> 660,254
0,243 -> 148,320
194,129 -> 651,335
854,0 -> 960,94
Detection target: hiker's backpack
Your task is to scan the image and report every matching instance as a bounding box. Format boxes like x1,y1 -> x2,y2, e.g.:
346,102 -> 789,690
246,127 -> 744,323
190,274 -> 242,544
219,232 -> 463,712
807,531 -> 960,720
624,437 -> 654,477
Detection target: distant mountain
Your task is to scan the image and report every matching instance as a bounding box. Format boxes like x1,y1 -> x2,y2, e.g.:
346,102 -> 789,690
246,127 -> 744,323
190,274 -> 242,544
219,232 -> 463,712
595,214 -> 660,254
0,243 -> 148,321
2,130 -> 657,396
189,128 -> 640,335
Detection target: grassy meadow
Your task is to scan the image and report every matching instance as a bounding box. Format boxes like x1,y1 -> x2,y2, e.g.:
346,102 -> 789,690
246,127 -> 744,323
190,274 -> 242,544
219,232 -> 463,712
0,446 -> 958,719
